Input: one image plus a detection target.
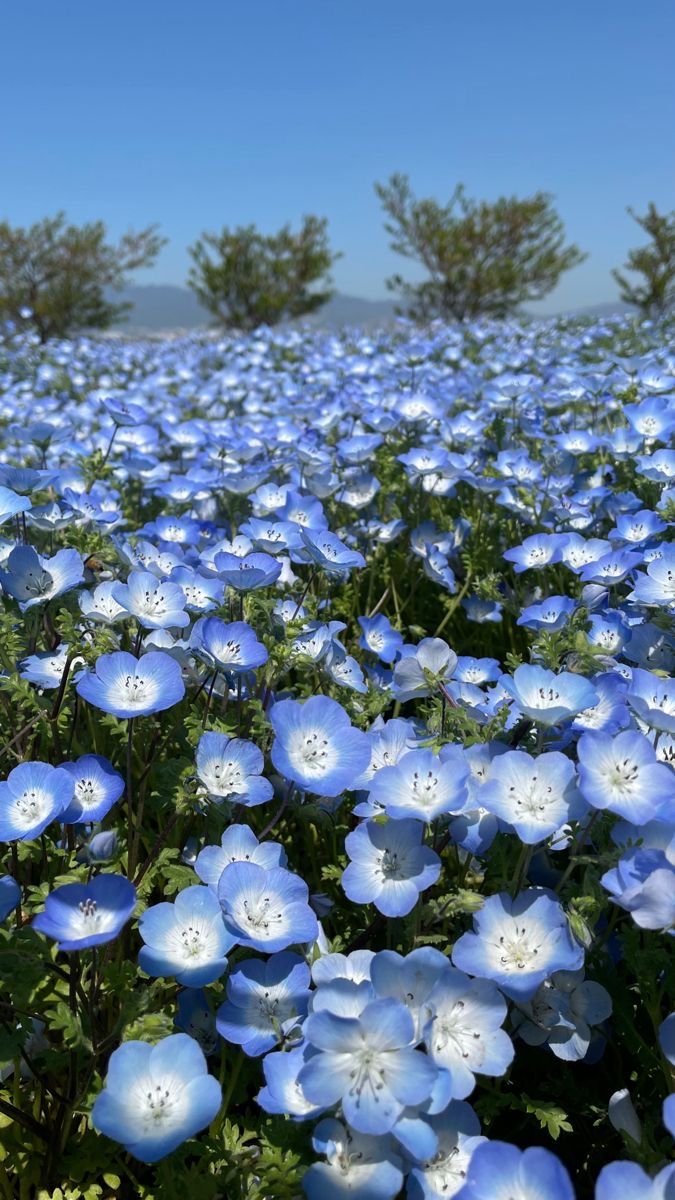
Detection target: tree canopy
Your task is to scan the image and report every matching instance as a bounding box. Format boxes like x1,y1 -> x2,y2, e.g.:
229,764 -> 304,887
187,216 -> 339,330
375,174 -> 586,322
612,203 -> 675,318
0,213 -> 165,341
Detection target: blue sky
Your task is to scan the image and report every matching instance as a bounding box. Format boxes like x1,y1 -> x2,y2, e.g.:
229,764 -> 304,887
2,1 -> 674,311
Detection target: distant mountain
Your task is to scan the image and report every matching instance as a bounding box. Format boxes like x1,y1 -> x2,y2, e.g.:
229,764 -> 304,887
111,285 -> 397,332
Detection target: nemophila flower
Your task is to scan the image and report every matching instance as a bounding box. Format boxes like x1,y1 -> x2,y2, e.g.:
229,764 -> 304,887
91,1032 -> 221,1163
626,669 -> 675,734
0,485 -> 30,524
462,596 -> 503,623
303,1118 -> 404,1200
195,824 -> 286,889
217,861 -> 318,952
392,639 -> 458,703
571,670 -> 630,736
629,547 -> 675,608
601,848 -> 675,933
480,750 -> 586,845
595,1161 -> 675,1200
174,988 -> 218,1055
312,949 -> 375,987
457,1141 -> 575,1200
299,997 -> 437,1135
213,550 -> 282,591
239,517 -> 302,554
0,545 -> 83,610
503,532 -> 568,573
112,569 -> 189,629
0,761 -> 74,841
586,611 -> 631,656
610,508 -> 667,545
577,730 -> 674,823
20,643 -> 76,690
452,889 -> 584,1001
216,950 -> 310,1056
60,754 -> 125,824
342,819 -> 441,917
103,396 -> 147,426
300,527 -> 366,576
76,829 -> 119,864
0,875 -> 20,922
580,549 -> 643,588
500,664 -> 598,726
358,614 -> 404,664
168,565 -> 224,612
407,1100 -> 486,1200
32,874 -> 136,951
512,968 -> 612,1061
78,581 -> 127,625
257,1044 -> 324,1118
270,695 -> 370,797
422,967 -> 514,1098
191,617 -> 268,674
369,947 -> 449,1040
325,646 -> 368,694
517,595 -> 576,632
138,885 -> 234,987
607,1088 -> 642,1144
76,650 -> 185,718
366,747 -> 470,823
453,657 -> 501,685
195,731 -> 273,807
625,395 -> 675,441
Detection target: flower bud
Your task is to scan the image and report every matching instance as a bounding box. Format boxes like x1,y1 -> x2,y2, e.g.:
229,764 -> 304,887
608,1088 -> 642,1144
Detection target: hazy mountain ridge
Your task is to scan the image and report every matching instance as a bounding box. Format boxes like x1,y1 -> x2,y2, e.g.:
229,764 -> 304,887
110,285 -> 632,333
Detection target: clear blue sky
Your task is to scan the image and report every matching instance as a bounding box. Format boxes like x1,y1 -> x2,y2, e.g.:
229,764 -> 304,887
2,1 -> 674,311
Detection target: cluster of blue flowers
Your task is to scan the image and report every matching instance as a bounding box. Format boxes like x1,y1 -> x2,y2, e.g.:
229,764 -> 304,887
0,312 -> 673,1198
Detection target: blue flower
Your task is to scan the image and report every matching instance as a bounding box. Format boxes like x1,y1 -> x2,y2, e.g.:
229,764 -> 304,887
659,1013 -> 675,1065
366,748 -> 470,823
195,731 -> 273,807
406,1101 -> 486,1200
216,950 -> 310,1056
452,889 -> 584,1001
20,643 -> 77,690
139,884 -> 235,986
392,639 -> 458,703
342,819 -> 441,917
0,875 -> 20,922
503,533 -> 568,573
257,1044 -> 325,1118
423,967 -> 514,1097
601,848 -> 675,933
0,761 -> 74,841
175,988 -> 218,1055
195,823 -> 287,889
32,874 -> 136,951
500,664 -> 598,726
60,755 -> 125,824
111,569 -> 190,629
91,1032 -> 221,1163
0,485 -> 31,524
190,617 -> 268,673
270,695 -> 370,797
217,861 -> 318,952
0,545 -> 84,610
299,998 -> 437,1134
577,731 -> 674,823
626,669 -> 675,734
517,595 -> 576,632
300,528 -> 365,576
457,1141 -> 575,1199
370,947 -> 450,1038
512,968 -> 612,1062
595,1161 -> 675,1200
480,750 -> 586,845
213,550 -> 282,591
303,1118 -> 404,1200
358,615 -> 404,664
76,650 -> 185,717
168,566 -> 225,612
629,546 -> 675,607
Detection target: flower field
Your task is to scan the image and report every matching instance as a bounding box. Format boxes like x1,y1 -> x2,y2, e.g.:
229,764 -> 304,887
0,314 -> 673,1200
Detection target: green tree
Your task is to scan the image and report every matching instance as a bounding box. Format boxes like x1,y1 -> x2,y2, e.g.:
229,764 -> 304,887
187,216 -> 339,330
612,203 -> 675,318
375,174 -> 586,321
0,213 -> 165,341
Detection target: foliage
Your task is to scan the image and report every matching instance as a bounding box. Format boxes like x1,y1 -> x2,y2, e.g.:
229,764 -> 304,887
612,203 -> 675,317
375,173 -> 586,320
